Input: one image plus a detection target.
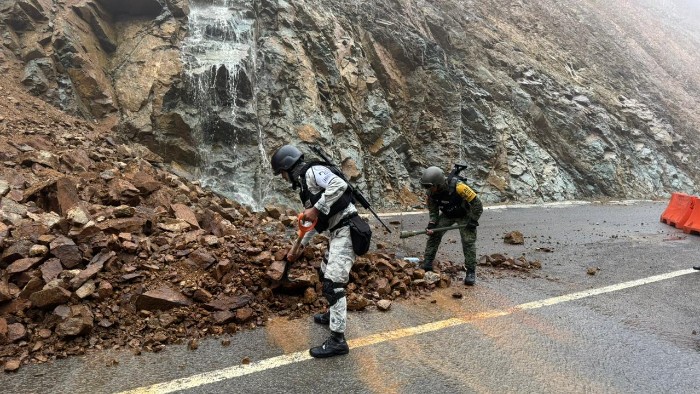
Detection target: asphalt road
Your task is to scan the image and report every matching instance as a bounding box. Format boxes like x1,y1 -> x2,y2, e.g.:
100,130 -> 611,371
4,200 -> 700,393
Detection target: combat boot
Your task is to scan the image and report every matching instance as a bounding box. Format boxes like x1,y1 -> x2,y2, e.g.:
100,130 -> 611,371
419,261 -> 433,272
309,331 -> 349,358
464,268 -> 476,286
313,311 -> 330,325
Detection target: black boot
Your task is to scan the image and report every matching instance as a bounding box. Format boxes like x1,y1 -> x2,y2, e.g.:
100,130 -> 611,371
313,311 -> 330,325
694,266 -> 700,270
419,261 -> 433,272
309,331 -> 349,358
464,267 -> 476,286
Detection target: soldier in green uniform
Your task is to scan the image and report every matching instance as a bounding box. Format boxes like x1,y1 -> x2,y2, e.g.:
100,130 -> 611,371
419,166 -> 483,285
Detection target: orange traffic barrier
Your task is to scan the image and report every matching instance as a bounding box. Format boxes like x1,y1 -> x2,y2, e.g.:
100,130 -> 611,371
660,192 -> 693,227
682,196 -> 700,235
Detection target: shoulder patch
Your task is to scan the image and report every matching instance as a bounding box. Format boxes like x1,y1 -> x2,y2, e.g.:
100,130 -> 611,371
311,165 -> 336,188
456,182 -> 477,202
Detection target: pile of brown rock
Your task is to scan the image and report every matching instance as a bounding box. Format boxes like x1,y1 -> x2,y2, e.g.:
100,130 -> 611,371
478,253 -> 543,271
0,113 -> 450,373
0,51 -> 457,373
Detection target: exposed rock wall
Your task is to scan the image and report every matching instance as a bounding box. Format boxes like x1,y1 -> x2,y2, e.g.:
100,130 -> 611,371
2,0 -> 699,209
253,0 -> 700,206
0,0 -> 192,162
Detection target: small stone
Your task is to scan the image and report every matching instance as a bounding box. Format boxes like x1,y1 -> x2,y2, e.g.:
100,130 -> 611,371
192,288 -> 213,303
112,205 -> 135,217
376,299 -> 392,311
203,235 -> 219,246
75,281 -> 96,299
504,231 -> 524,245
29,287 -> 72,309
265,260 -> 287,281
135,287 -> 192,311
7,323 -> 27,343
234,307 -> 254,323
29,244 -> 49,257
4,359 -> 20,372
171,204 -> 199,228
56,305 -> 94,337
97,281 -> 113,299
153,332 -> 168,343
213,311 -> 235,324
66,206 -> 90,225
301,287 -> 317,304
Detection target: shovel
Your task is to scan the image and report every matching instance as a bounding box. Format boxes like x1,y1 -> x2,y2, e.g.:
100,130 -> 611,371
267,213 -> 317,281
399,224 -> 469,239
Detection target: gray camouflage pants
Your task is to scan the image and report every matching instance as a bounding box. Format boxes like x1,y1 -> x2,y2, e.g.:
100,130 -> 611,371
320,225 -> 355,333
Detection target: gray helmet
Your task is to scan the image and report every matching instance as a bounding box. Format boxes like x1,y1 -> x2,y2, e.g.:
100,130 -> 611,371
271,145 -> 303,174
421,166 -> 446,188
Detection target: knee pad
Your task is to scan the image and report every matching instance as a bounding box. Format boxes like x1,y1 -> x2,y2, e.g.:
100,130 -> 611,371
322,279 -> 346,306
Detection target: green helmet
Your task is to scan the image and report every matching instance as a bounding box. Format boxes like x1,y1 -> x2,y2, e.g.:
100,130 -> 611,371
421,166 -> 446,188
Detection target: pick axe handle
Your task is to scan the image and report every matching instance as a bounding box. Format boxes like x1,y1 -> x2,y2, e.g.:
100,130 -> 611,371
399,224 -> 469,239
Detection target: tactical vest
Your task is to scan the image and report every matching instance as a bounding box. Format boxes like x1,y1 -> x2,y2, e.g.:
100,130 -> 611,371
430,178 -> 470,219
295,161 -> 353,232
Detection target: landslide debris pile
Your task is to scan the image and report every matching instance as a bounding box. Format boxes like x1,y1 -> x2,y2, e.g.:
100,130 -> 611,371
0,77 -> 451,374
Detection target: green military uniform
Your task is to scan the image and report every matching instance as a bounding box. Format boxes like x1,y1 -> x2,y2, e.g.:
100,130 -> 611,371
424,179 -> 483,272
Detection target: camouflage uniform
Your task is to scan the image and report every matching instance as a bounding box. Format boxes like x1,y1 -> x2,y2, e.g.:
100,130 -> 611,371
272,144 -> 354,357
300,165 -> 357,334
424,180 -> 483,270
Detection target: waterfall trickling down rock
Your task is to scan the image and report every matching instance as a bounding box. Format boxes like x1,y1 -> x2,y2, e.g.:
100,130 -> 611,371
182,0 -> 268,210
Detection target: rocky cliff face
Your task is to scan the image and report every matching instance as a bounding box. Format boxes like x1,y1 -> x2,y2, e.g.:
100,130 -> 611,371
2,0 -> 699,209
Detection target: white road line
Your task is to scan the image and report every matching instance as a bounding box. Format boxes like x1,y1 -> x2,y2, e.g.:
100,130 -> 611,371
374,200 -> 657,217
118,268 -> 697,394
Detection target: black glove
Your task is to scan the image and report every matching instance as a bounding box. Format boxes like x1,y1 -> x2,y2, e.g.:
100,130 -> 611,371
426,222 -> 437,231
466,220 -> 478,231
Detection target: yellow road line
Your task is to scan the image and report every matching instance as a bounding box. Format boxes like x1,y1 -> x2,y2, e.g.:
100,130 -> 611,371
118,268 -> 697,394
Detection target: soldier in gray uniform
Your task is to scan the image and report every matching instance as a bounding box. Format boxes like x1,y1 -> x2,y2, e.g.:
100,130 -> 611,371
420,166 -> 483,285
271,145 -> 357,358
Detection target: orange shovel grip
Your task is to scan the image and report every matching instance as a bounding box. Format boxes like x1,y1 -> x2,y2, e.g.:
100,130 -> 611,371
297,213 -> 317,237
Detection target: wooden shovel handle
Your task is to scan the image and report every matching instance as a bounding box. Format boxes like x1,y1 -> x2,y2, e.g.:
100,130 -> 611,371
288,235 -> 304,261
